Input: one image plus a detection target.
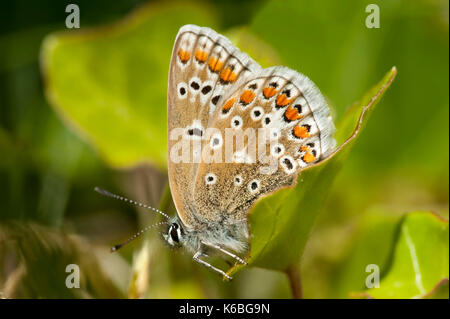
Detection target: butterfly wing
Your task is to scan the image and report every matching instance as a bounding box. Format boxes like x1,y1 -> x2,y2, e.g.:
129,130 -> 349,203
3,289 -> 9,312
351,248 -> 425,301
167,25 -> 261,228
191,66 -> 336,224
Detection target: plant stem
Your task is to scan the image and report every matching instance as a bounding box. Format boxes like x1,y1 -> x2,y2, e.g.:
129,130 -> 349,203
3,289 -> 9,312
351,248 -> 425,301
285,263 -> 302,299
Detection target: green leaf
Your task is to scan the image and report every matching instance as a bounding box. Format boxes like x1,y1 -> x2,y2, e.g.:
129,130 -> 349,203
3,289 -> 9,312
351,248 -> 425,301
228,67 -> 397,277
224,27 -> 282,68
330,208 -> 404,298
40,1 -> 400,282
353,211 -> 449,299
41,2 -> 216,170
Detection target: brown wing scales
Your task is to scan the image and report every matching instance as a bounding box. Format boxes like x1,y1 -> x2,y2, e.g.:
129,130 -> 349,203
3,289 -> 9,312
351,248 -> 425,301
167,25 -> 261,227
192,68 -> 335,223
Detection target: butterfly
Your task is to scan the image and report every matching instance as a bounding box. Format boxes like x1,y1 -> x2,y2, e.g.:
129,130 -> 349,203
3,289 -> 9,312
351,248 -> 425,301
98,24 -> 336,280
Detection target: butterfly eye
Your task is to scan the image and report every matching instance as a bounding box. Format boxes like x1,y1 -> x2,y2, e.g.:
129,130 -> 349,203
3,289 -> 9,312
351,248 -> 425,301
170,225 -> 179,243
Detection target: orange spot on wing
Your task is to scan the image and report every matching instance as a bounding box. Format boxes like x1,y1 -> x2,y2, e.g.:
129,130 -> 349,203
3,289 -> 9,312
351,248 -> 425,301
178,49 -> 190,63
299,146 -> 309,152
208,57 -> 223,72
223,98 -> 236,111
263,87 -> 277,99
303,151 -> 316,163
194,49 -> 208,63
220,68 -> 237,83
240,90 -> 255,105
285,105 -> 303,121
293,125 -> 310,139
276,94 -> 293,107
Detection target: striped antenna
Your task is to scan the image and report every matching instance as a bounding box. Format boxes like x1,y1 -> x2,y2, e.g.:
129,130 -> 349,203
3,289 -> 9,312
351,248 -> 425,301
110,221 -> 169,252
94,187 -> 170,220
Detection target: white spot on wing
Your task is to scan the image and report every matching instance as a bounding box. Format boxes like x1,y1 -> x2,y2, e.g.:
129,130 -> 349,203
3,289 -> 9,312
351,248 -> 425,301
200,81 -> 213,106
205,173 -> 217,185
209,133 -> 223,149
280,155 -> 296,174
177,82 -> 187,100
176,33 -> 195,69
184,119 -> 204,140
262,114 -> 272,127
231,115 -> 243,129
248,179 -> 260,194
271,143 -> 285,158
251,106 -> 264,121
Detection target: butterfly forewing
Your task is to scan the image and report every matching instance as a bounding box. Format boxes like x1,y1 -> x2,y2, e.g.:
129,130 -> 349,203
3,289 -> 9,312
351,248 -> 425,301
167,25 -> 261,227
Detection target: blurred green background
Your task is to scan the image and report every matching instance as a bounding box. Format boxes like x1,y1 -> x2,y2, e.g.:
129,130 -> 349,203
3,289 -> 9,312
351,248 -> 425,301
0,0 -> 448,298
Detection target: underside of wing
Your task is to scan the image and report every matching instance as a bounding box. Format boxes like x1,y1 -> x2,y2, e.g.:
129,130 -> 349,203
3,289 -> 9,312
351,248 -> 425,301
192,67 -> 336,224
167,25 -> 261,227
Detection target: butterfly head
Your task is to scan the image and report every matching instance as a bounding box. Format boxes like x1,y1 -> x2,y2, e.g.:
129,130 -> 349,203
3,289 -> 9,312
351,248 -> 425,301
163,219 -> 185,248
94,187 -> 189,251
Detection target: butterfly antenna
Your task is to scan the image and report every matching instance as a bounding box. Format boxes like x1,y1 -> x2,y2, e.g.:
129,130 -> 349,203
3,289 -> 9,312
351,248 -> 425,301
94,187 -> 171,220
110,221 -> 169,252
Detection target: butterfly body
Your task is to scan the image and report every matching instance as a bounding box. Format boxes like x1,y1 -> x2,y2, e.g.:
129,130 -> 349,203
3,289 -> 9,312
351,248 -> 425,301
164,25 -> 336,279
164,215 -> 249,254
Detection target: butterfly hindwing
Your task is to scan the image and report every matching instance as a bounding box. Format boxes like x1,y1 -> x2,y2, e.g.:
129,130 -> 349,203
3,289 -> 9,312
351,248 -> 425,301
191,67 -> 336,224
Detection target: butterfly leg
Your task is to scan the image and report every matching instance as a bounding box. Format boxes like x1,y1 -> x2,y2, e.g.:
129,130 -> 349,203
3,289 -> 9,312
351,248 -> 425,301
201,242 -> 247,265
193,251 -> 232,280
